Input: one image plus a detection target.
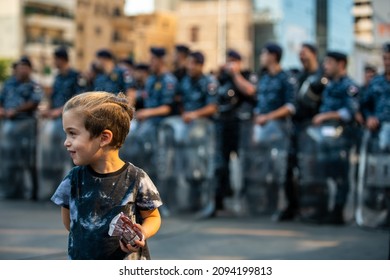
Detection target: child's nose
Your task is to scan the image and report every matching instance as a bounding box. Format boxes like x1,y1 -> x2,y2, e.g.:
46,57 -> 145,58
64,138 -> 70,147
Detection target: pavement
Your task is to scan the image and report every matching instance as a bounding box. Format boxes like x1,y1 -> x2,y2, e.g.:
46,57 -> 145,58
0,199 -> 389,260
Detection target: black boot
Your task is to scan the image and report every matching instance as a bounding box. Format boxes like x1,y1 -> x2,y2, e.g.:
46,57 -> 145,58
273,205 -> 298,222
323,204 -> 345,225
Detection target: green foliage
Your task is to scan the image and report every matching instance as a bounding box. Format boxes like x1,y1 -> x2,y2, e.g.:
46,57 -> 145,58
0,59 -> 12,82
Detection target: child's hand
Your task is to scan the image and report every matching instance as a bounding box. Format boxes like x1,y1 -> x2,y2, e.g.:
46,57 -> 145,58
119,223 -> 146,253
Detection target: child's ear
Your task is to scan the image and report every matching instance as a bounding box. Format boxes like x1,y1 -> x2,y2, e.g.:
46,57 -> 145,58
100,129 -> 113,147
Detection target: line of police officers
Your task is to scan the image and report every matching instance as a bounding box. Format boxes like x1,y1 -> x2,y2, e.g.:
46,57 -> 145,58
1,42 -> 390,228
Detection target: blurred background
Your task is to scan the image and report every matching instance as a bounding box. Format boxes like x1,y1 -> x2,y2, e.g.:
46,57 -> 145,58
0,0 -> 389,260
0,0 -> 388,88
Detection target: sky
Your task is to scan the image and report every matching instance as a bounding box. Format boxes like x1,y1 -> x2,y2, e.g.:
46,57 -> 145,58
124,0 -> 154,15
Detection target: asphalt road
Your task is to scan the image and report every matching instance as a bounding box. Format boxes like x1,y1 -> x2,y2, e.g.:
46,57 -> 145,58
0,199 -> 388,260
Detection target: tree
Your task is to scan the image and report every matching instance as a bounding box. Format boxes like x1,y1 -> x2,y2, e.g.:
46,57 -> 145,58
0,59 -> 12,83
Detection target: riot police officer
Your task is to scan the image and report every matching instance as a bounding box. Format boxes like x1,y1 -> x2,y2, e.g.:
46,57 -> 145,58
355,64 -> 377,125
38,47 -> 85,199
118,57 -> 135,78
277,43 -> 326,221
359,42 -> 390,228
312,51 -> 359,225
214,49 -> 257,214
40,47 -> 85,119
172,44 -> 191,116
360,46 -> 389,131
178,51 -> 218,122
93,49 -> 133,97
135,47 -> 177,217
253,42 -> 296,217
136,47 -> 177,122
130,63 -> 150,110
83,62 -> 102,92
254,43 -> 295,125
177,51 -> 218,211
0,57 -> 43,200
173,44 -> 191,83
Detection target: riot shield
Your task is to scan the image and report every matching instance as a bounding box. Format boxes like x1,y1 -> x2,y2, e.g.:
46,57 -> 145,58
355,123 -> 390,228
120,119 -> 159,181
37,118 -> 72,200
0,118 -> 38,199
157,116 -> 216,217
0,120 -> 3,198
297,121 -> 356,222
239,119 -> 291,216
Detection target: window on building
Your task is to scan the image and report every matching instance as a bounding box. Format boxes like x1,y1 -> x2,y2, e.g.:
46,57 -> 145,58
190,26 -> 199,43
95,26 -> 102,36
78,0 -> 90,7
112,31 -> 120,42
77,23 -> 84,32
113,7 -> 121,16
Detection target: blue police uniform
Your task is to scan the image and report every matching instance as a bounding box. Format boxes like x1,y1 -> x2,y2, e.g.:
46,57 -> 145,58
216,70 -> 257,120
130,80 -> 146,110
319,75 -> 359,122
144,72 -> 177,111
357,83 -> 371,120
0,75 -> 42,199
93,67 -> 132,94
51,68 -> 85,110
293,69 -> 325,122
318,75 -> 359,215
255,70 -> 296,115
214,69 -> 257,210
281,68 -> 326,221
253,70 -> 296,218
40,68 -> 85,197
0,75 -> 17,103
360,74 -> 390,123
0,76 -> 42,118
178,74 -> 218,112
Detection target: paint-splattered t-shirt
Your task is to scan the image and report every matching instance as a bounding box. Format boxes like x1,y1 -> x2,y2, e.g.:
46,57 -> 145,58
51,162 -> 162,260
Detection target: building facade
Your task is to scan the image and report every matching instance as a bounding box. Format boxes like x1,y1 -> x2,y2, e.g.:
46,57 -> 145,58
125,12 -> 177,64
75,0 -> 177,71
0,0 -> 75,85
75,0 -> 126,71
352,0 -> 389,84
176,0 -> 253,72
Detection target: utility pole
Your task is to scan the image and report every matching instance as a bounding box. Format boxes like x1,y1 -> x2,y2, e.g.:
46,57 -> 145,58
217,0 -> 227,66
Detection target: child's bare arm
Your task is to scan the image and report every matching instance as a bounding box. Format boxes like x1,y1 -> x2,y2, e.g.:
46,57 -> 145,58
61,207 -> 70,231
139,208 -> 161,239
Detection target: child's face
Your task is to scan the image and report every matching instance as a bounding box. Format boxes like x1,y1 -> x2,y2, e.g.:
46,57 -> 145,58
62,109 -> 102,166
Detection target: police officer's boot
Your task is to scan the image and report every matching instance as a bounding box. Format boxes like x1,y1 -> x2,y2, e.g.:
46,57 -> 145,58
323,204 -> 345,225
377,193 -> 390,229
188,179 -> 202,212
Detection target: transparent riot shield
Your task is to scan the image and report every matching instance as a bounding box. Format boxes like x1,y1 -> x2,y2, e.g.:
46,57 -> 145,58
37,118 -> 72,200
0,118 -> 38,199
239,119 -> 291,216
356,123 -> 390,228
297,122 -> 356,222
157,116 -> 216,217
0,120 -> 3,198
120,118 -> 159,182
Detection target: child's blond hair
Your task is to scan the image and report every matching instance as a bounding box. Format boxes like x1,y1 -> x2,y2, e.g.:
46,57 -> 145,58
63,91 -> 134,149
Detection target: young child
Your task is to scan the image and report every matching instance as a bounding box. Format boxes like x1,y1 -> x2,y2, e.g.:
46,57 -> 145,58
51,91 -> 162,260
